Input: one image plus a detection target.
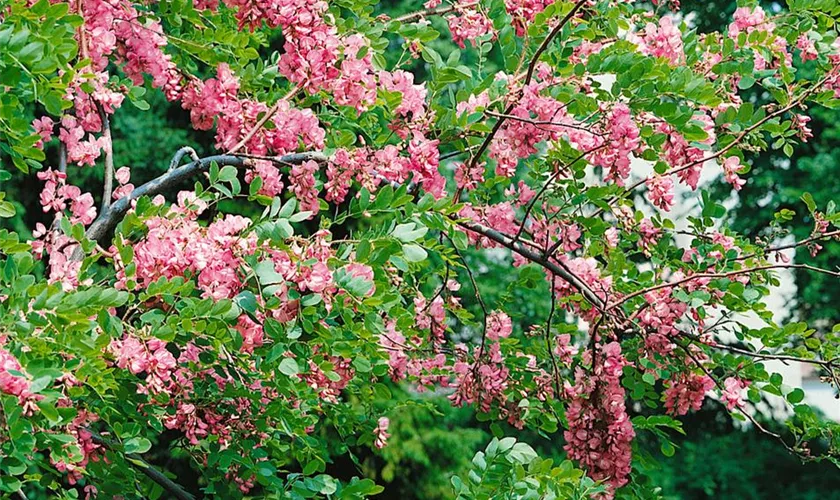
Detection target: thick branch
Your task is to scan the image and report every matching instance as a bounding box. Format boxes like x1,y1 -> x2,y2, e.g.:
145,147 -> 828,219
453,218 -> 607,310
169,146 -> 200,171
96,103 -> 115,211
87,430 -> 196,500
85,152 -> 325,243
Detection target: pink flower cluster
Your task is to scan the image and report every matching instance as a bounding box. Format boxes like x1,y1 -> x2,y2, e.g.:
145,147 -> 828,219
111,335 -> 177,394
81,0 -> 182,99
564,342 -> 635,495
301,349 -> 355,403
631,17 -> 684,65
32,170 -> 100,289
721,376 -> 749,410
589,103 -> 642,185
489,83 -> 580,178
112,166 -> 134,200
722,156 -> 746,191
51,410 -> 103,485
504,0 -> 553,37
664,373 -> 714,415
487,311 -> 513,340
646,174 -> 675,211
728,6 -> 773,40
450,343 -> 511,415
373,417 -> 390,449
551,257 -> 612,321
447,6 -> 496,49
0,346 -> 37,411
116,194 -> 257,300
652,111 -> 716,190
182,64 -> 325,155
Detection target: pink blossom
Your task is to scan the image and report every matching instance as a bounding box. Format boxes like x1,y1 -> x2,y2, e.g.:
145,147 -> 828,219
634,16 -> 684,65
646,175 -> 675,211
664,373 -> 715,415
564,342 -> 634,494
115,166 -> 131,185
721,376 -> 749,410
792,114 -> 813,142
447,7 -> 495,49
487,311 -> 513,340
722,156 -> 746,191
32,116 -> 54,147
373,417 -> 390,449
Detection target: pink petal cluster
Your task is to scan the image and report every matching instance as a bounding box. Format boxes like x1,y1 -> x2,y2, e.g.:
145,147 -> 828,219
447,6 -> 496,49
721,376 -> 749,410
182,64 -> 325,155
112,166 -> 134,200
32,116 -> 54,148
487,311 -> 513,340
81,0 -> 182,99
589,103 -> 642,185
0,346 -> 37,410
373,417 -> 390,449
632,17 -> 684,65
505,0 -> 553,37
115,195 -> 258,300
664,373 -> 715,415
646,174 -> 675,211
722,156 -> 746,191
797,34 -> 819,62
728,6 -> 773,39
564,342 -> 635,495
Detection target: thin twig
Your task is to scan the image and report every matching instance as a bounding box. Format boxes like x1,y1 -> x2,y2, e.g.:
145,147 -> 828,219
453,217 -> 607,311
485,110 -> 607,136
467,0 -> 585,171
608,263 -> 840,311
227,85 -> 302,155
524,0 -> 587,85
392,0 -> 479,23
735,230 -> 840,262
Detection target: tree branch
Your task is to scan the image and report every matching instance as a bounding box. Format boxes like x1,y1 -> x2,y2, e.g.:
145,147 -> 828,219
453,217 -> 607,310
393,0 -> 479,23
524,0 -> 587,85
87,430 -> 196,500
608,263 -> 840,311
85,152 -> 326,243
467,0 -> 585,171
169,146 -> 201,171
226,85 -> 301,155
96,102 -> 115,211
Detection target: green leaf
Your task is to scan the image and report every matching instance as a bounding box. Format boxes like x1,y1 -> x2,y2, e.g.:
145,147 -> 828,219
402,244 -> 428,263
124,437 -> 152,454
279,358 -> 299,377
787,388 -> 805,404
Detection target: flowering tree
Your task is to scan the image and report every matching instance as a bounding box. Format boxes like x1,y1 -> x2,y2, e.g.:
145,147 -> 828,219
1,0 -> 839,497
